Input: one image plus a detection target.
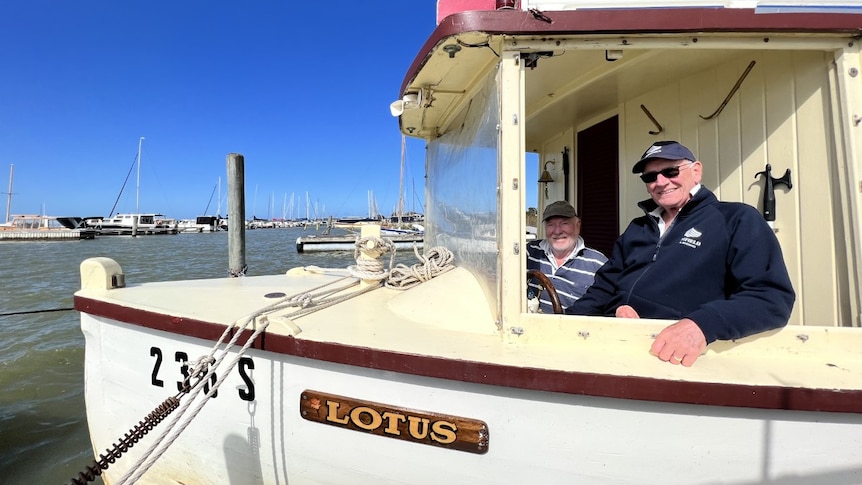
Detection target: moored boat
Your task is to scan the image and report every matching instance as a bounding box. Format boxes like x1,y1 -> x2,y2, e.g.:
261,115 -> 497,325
83,213 -> 179,236
0,214 -> 96,240
81,138 -> 179,236
73,2 -> 862,484
177,216 -> 221,233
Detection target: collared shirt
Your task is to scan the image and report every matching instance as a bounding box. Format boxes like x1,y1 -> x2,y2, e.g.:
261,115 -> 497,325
526,236 -> 608,313
649,184 -> 702,236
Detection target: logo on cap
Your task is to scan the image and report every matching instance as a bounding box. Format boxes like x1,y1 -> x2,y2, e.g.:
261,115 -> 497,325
643,144 -> 664,158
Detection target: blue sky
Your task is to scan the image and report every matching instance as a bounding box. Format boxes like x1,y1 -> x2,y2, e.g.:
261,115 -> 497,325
0,1 -> 438,220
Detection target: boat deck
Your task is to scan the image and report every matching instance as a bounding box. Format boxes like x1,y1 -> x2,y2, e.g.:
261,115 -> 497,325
74,259 -> 862,408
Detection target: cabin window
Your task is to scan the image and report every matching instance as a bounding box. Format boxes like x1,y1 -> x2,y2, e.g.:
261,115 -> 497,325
425,73 -> 500,312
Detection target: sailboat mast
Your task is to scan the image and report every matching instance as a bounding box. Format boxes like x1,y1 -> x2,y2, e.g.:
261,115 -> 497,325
217,177 -> 222,215
136,137 -> 144,214
398,134 -> 405,223
5,164 -> 13,223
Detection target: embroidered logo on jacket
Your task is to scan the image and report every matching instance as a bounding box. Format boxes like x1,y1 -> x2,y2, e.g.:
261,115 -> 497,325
679,227 -> 702,249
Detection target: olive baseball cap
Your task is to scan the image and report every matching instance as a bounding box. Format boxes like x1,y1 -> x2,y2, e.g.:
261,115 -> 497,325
542,201 -> 577,221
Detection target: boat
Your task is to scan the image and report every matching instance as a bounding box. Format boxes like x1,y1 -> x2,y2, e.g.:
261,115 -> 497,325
83,213 -> 179,236
71,2 -> 862,484
380,223 -> 424,237
0,166 -> 97,240
177,215 -> 221,233
0,214 -> 97,240
82,137 -> 179,236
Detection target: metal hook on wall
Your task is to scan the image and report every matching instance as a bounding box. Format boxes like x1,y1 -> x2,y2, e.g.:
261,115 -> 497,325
700,60 -> 756,120
640,104 -> 663,135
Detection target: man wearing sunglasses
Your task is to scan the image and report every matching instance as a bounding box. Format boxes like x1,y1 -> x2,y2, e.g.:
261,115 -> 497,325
567,140 -> 795,367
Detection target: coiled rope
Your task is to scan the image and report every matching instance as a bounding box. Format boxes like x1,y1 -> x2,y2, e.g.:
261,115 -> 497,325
386,244 -> 454,290
348,235 -> 396,280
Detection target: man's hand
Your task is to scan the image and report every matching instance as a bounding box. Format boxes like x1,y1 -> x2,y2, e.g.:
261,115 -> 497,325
650,318 -> 707,367
615,305 -> 640,318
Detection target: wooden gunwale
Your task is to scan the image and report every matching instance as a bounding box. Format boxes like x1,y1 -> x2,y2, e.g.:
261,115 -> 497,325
73,295 -> 862,414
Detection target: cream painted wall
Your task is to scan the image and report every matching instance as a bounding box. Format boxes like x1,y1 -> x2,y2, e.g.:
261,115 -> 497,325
536,128 -> 574,238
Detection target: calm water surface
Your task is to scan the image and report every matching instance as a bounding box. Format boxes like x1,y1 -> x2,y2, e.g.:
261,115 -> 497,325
0,227 -> 407,484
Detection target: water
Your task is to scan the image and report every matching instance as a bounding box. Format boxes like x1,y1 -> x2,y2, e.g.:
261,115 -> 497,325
0,227 -> 414,484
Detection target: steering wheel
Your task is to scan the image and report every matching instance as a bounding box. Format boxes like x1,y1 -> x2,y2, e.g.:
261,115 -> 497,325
527,269 -> 563,314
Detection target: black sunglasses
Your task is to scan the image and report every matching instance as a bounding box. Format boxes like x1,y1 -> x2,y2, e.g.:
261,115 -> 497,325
639,163 -> 692,183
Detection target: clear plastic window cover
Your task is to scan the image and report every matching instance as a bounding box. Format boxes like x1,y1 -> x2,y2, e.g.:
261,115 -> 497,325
425,71 -> 500,311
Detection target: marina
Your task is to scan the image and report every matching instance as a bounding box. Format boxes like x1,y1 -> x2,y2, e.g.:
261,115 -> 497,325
68,1 -> 862,484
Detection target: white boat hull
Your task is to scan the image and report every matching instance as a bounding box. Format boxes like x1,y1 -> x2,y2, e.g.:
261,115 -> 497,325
82,314 -> 862,485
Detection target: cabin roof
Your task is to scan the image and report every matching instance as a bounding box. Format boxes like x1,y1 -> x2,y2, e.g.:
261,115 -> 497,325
398,8 -> 862,138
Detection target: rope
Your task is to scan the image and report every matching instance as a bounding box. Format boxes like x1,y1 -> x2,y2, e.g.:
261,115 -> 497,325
284,282 -> 382,319
228,264 -> 247,278
117,314 -> 269,485
385,245 -> 454,290
113,235 -> 454,483
348,235 -> 396,281
114,274 -> 374,483
0,306 -> 74,317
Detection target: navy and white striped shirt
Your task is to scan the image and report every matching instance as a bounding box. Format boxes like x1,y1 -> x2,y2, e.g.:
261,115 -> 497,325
527,236 -> 607,313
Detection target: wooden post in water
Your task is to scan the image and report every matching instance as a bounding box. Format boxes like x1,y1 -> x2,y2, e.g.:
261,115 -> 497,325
227,153 -> 247,277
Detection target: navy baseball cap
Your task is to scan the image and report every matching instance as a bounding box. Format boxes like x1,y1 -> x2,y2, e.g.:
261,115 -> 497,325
632,141 -> 696,174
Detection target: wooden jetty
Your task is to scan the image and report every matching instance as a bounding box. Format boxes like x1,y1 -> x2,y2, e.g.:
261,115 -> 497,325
295,233 -> 423,253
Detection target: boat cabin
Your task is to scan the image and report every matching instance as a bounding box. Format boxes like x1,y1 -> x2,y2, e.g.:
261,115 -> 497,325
397,0 -> 862,330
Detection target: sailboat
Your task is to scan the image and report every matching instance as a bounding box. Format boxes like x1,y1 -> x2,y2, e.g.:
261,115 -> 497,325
177,178 -> 224,233
0,165 -> 97,240
383,134 -> 424,236
83,137 -> 178,236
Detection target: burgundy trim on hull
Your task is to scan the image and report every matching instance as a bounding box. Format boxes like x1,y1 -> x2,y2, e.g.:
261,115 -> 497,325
401,8 -> 862,94
75,295 -> 862,414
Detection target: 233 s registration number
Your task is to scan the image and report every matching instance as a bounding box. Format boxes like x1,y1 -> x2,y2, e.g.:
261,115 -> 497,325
148,346 -> 255,402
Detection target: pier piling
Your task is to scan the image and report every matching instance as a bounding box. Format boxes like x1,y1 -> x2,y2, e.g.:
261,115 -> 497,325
227,153 -> 247,277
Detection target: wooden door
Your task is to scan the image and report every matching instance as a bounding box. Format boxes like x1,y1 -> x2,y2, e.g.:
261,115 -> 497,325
576,116 -> 619,258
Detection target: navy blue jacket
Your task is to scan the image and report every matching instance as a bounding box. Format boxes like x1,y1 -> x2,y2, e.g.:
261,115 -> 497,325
567,187 -> 795,343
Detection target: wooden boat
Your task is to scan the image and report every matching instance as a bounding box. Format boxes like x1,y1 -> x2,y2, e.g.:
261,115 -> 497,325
0,214 -> 96,240
73,1 -> 862,484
